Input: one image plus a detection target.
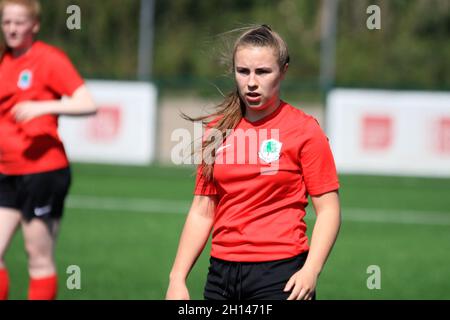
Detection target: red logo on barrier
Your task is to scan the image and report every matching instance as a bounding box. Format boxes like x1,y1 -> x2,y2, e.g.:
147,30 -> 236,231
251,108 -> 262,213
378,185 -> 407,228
438,118 -> 450,155
87,106 -> 121,141
362,115 -> 393,151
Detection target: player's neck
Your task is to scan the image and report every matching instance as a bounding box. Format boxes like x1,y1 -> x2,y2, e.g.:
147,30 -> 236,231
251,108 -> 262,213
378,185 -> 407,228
11,40 -> 35,58
245,98 -> 281,123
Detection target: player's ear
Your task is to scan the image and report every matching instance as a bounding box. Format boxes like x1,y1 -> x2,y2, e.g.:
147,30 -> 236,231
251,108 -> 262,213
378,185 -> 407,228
32,21 -> 40,34
280,63 -> 289,80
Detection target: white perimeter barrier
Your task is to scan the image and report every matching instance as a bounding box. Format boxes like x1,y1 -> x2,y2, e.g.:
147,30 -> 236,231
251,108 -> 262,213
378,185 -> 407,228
59,80 -> 157,165
326,89 -> 450,177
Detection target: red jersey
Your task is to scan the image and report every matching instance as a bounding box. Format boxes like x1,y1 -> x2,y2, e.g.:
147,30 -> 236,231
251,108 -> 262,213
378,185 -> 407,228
0,41 -> 84,175
194,101 -> 339,262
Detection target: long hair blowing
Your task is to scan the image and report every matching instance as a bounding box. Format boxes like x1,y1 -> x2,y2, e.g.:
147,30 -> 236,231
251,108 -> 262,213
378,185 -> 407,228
183,25 -> 290,182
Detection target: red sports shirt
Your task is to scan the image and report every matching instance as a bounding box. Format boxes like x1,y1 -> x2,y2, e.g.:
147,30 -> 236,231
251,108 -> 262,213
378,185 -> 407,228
0,41 -> 84,175
194,101 -> 339,262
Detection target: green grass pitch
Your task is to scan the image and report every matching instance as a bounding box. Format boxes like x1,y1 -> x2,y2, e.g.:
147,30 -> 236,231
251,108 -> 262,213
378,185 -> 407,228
5,163 -> 450,299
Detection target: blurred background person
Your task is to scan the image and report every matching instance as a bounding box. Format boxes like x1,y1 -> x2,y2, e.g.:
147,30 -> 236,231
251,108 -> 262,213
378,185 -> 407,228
0,0 -> 96,300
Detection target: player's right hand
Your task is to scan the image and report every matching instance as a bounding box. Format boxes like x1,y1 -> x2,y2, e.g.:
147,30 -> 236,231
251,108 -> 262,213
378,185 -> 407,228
165,280 -> 190,300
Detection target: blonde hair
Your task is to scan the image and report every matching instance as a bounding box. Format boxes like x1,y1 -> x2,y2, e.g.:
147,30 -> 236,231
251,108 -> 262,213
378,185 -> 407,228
185,25 -> 290,182
0,0 -> 41,58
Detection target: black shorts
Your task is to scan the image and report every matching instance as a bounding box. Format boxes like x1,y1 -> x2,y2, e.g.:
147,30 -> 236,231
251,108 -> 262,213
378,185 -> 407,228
204,251 -> 315,300
0,167 -> 71,221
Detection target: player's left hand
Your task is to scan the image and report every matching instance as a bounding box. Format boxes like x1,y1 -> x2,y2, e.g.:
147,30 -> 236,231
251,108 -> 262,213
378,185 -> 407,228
283,266 -> 318,300
11,101 -> 47,122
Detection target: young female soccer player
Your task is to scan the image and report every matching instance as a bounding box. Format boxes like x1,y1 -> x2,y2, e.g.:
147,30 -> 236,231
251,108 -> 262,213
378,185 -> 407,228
166,25 -> 341,300
0,0 -> 96,300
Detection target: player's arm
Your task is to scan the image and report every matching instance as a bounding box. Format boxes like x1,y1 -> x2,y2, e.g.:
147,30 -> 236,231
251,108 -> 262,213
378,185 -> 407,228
166,194 -> 217,300
284,190 -> 341,300
11,84 -> 97,122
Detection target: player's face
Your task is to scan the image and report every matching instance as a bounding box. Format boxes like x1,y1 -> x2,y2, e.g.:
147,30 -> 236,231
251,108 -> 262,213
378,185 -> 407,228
234,45 -> 287,119
1,4 -> 39,52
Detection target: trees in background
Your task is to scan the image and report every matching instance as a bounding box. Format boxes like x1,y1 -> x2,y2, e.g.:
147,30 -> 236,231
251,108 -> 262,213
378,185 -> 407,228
31,0 -> 449,93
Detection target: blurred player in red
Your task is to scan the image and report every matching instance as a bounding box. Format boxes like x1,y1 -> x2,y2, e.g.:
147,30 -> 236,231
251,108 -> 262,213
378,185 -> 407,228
0,0 -> 96,300
166,25 -> 341,300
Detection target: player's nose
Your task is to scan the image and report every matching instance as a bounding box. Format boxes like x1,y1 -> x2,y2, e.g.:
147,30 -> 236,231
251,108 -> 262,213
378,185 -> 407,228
247,73 -> 258,88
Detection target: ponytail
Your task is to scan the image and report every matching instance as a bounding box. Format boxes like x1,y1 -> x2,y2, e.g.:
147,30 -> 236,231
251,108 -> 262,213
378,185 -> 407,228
185,25 -> 289,182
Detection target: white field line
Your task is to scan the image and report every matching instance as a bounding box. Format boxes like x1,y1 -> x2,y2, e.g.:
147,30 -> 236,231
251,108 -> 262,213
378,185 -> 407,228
66,195 -> 450,226
67,195 -> 190,214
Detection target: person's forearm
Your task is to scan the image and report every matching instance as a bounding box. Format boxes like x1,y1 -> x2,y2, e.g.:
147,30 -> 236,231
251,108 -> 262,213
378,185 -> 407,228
169,208 -> 214,282
35,99 -> 95,116
35,86 -> 96,116
303,207 -> 341,275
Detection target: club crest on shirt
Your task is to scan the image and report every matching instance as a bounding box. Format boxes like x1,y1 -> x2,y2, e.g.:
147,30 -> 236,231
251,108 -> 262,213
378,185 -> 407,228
258,139 -> 282,163
17,70 -> 33,90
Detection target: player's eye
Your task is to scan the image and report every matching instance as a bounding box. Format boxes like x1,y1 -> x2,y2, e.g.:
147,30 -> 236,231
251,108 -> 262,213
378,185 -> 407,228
236,68 -> 250,75
255,69 -> 271,75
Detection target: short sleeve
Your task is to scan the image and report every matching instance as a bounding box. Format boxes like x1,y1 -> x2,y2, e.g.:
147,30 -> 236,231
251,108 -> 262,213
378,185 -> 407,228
46,49 -> 84,97
193,164 -> 218,195
299,118 -> 339,196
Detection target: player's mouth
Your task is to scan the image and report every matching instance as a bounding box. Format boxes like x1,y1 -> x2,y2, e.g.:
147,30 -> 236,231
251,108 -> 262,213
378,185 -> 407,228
246,92 -> 261,103
5,34 -> 19,42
